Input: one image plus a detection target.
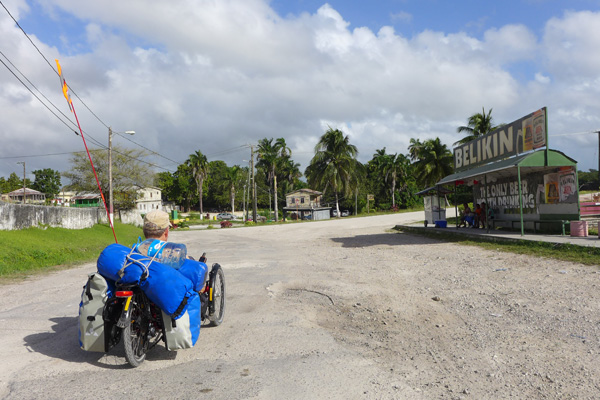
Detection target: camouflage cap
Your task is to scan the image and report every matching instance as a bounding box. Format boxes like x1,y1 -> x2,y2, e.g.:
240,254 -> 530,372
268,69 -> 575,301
143,210 -> 171,230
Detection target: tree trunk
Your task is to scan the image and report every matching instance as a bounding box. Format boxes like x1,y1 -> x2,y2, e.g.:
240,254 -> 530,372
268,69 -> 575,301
198,177 -> 204,214
335,191 -> 340,218
231,184 -> 235,213
391,176 -> 396,207
273,168 -> 279,221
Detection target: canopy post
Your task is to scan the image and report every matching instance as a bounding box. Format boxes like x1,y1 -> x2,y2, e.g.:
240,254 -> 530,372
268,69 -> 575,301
518,166 -> 524,236
454,182 -> 458,228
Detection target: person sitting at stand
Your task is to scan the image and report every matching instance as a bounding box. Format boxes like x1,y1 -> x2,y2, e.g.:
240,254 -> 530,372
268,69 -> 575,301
458,203 -> 473,227
479,202 -> 487,228
473,203 -> 483,229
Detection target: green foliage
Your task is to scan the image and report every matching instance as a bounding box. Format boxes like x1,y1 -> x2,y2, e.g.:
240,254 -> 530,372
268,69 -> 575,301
31,168 -> 61,198
63,145 -> 151,210
410,137 -> 454,189
455,107 -> 502,146
186,150 -> 209,213
0,172 -> 31,194
0,222 -> 142,278
578,169 -> 598,191
305,127 -> 359,215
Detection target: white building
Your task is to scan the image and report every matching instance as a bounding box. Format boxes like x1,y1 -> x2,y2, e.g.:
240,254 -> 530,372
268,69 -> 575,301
136,187 -> 162,213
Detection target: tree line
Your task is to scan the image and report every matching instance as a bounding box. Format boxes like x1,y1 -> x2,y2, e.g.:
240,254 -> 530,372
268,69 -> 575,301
2,108 -> 597,212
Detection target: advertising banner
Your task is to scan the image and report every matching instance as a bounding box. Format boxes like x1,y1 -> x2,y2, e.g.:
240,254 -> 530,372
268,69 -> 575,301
454,107 -> 547,172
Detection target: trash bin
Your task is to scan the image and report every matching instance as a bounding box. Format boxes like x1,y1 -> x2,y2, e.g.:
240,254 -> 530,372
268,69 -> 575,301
570,220 -> 588,237
171,210 -> 178,220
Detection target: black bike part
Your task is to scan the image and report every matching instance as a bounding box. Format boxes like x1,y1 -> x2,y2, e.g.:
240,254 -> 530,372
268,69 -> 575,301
207,263 -> 225,326
200,292 -> 209,321
120,292 -> 149,367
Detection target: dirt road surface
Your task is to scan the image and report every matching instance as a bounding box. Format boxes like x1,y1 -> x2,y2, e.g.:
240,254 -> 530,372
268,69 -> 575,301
1,212 -> 599,399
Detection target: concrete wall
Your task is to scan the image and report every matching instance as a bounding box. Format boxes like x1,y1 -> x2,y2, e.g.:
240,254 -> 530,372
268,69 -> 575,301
0,203 -> 100,230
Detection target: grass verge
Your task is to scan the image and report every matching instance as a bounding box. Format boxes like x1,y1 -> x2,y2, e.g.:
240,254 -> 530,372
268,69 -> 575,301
0,223 -> 142,281
394,226 -> 600,267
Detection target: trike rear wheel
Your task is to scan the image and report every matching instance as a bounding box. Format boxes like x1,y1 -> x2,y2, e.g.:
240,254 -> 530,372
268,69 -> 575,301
208,264 -> 225,326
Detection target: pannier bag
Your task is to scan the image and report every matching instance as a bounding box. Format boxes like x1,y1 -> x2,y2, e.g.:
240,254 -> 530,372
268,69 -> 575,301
97,243 -> 195,319
78,273 -> 112,352
161,291 -> 201,350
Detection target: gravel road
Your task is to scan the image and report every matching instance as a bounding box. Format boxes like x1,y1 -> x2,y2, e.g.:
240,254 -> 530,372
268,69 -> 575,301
1,212 -> 599,399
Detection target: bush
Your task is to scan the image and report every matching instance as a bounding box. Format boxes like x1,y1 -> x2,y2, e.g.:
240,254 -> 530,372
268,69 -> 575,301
220,220 -> 232,228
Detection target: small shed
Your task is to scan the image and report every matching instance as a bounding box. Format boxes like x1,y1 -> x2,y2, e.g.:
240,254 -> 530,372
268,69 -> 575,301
416,186 -> 452,227
71,193 -> 102,208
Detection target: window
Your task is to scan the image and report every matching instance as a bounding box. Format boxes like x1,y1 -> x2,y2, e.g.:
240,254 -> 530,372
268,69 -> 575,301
301,197 -> 305,204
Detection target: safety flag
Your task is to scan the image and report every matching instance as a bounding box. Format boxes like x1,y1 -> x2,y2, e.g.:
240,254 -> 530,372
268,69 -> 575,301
55,59 -> 72,112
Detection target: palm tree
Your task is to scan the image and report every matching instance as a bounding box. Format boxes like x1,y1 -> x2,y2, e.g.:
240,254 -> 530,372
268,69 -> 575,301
383,153 -> 411,208
257,138 -> 290,221
186,150 -> 209,214
455,107 -> 499,146
371,148 -> 411,208
408,138 -> 423,162
222,165 -> 242,213
413,138 -> 453,188
305,127 -> 358,217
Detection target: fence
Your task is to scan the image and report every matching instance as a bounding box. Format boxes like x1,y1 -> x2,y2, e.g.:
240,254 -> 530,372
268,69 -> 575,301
0,203 -> 143,230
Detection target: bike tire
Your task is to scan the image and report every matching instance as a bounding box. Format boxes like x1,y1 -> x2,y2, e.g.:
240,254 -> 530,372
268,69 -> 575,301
208,264 -> 225,326
121,294 -> 148,367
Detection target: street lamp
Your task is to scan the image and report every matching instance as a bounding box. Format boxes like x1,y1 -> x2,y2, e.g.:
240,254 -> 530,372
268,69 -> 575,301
16,161 -> 25,204
108,128 -> 135,225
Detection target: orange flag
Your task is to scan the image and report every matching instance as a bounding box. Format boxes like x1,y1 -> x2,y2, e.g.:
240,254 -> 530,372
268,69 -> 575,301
55,59 -> 72,112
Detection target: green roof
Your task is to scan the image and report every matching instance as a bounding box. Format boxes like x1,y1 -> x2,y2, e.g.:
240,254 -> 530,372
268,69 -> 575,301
437,149 -> 577,186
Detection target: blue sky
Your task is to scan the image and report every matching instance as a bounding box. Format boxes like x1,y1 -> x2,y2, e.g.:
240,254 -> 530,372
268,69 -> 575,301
1,0 -> 600,182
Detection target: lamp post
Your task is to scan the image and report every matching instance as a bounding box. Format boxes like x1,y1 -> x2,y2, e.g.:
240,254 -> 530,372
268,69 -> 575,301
16,161 -> 25,204
108,128 -> 135,225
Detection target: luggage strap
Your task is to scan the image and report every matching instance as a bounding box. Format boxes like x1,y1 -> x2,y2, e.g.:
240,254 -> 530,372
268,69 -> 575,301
117,242 -> 167,282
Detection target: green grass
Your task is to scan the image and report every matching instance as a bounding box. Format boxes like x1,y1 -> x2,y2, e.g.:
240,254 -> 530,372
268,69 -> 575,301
394,226 -> 600,267
0,223 -> 142,280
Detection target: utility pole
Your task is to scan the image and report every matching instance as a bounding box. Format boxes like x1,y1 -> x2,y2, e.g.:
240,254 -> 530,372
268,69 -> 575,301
17,161 -> 25,204
251,145 -> 257,223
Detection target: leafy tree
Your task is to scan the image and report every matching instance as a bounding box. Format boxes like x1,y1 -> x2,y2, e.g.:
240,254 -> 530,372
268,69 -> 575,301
305,127 -> 358,217
63,145 -> 151,210
186,150 -> 209,214
1,173 -> 30,193
411,137 -> 454,188
578,169 -> 599,191
32,168 -> 61,198
206,160 -> 231,210
455,107 -> 501,146
257,138 -> 291,220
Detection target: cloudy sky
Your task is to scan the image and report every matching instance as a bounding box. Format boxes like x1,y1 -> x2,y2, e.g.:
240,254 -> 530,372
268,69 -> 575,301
1,0 -> 599,185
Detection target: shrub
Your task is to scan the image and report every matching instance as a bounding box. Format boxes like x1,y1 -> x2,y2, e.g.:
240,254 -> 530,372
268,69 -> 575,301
220,220 -> 232,228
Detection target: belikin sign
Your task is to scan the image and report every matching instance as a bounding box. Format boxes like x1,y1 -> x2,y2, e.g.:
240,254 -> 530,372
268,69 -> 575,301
454,107 -> 548,172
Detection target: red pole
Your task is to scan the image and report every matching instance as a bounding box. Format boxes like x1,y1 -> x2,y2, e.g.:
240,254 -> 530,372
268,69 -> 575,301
71,104 -> 118,244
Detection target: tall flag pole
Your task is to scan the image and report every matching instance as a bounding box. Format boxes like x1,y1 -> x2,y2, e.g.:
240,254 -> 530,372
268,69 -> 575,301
55,59 -> 118,244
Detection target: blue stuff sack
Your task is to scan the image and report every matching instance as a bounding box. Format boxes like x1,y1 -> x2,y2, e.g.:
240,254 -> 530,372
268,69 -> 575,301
97,243 -> 132,282
139,259 -> 194,319
178,259 -> 208,292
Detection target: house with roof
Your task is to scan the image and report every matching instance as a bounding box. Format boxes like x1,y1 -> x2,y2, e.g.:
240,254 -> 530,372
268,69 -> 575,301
2,188 -> 46,204
136,186 -> 162,213
283,188 -> 331,221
